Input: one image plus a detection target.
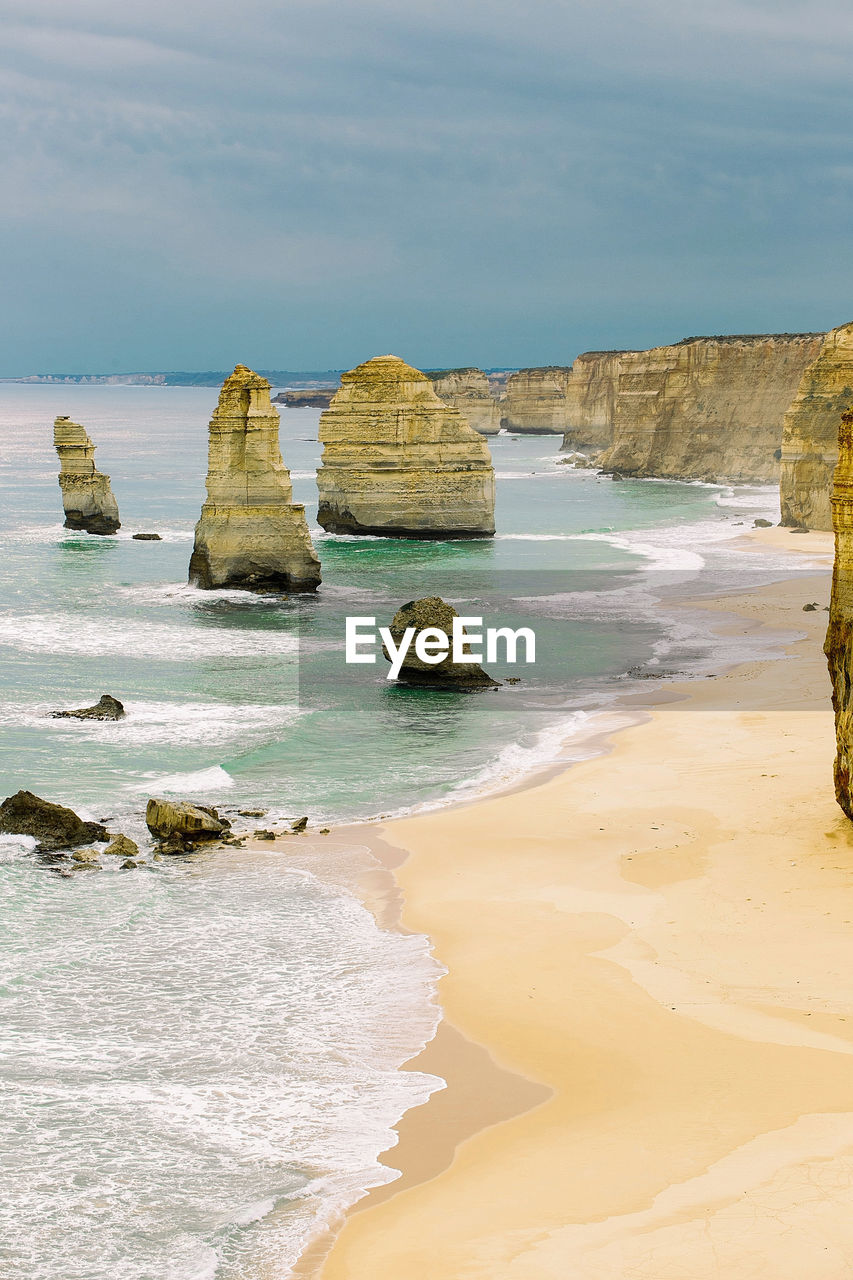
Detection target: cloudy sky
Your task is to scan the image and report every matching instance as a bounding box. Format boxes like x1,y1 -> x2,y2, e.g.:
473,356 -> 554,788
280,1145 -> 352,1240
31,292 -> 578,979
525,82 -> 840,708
1,0 -> 852,372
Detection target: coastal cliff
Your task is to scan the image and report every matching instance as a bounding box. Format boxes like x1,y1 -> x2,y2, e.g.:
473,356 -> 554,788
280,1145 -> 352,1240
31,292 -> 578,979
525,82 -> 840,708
427,368 -> 500,435
780,323 -> 853,530
189,365 -> 321,591
561,350 -> 633,453
825,407 -> 853,818
53,417 -> 121,535
500,367 -> 570,433
317,355 -> 495,538
597,333 -> 823,482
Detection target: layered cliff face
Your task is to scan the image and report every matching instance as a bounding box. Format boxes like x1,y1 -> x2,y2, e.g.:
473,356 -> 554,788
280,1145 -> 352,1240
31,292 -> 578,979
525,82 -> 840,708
825,408 -> 853,819
561,351 -> 633,453
317,355 -> 495,538
597,334 -> 823,483
779,323 -> 853,530
189,365 -> 321,591
500,368 -> 570,433
427,368 -> 500,435
53,417 -> 121,535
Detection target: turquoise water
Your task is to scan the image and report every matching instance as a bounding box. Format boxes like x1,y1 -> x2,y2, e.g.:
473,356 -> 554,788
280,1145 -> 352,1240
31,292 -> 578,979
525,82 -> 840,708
0,385 -> 792,1278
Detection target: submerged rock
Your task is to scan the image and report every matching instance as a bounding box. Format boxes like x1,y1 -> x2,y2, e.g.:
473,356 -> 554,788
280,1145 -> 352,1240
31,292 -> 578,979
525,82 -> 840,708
0,790 -> 108,852
189,365 -> 321,591
51,694 -> 125,721
53,417 -> 121,535
780,322 -> 853,531
317,355 -> 495,538
825,407 -> 853,819
145,798 -> 228,851
132,532 -> 162,541
384,597 -> 500,689
103,834 -> 140,859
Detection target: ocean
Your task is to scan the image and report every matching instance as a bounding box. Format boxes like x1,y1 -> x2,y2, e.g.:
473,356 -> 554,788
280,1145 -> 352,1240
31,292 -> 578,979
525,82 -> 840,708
0,384 -> 816,1278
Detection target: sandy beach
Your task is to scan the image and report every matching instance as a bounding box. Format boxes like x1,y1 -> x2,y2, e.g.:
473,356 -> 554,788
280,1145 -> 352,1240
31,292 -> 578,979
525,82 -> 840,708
293,526 -> 853,1279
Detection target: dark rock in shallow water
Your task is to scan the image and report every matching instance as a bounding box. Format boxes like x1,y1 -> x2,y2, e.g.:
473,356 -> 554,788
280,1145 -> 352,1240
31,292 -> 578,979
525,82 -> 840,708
384,597 -> 500,689
753,518 -> 773,528
103,834 -> 140,858
146,798 -> 228,851
132,532 -> 162,541
290,816 -> 308,833
52,693 -> 125,721
0,790 -> 108,852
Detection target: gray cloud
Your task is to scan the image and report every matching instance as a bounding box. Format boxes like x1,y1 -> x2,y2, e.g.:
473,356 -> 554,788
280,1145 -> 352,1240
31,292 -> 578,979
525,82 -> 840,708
1,0 -> 852,372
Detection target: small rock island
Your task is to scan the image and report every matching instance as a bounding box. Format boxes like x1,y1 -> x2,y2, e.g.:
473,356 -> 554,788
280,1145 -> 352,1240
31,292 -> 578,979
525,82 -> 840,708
316,355 -> 496,538
189,364 -> 321,591
53,417 -> 121,534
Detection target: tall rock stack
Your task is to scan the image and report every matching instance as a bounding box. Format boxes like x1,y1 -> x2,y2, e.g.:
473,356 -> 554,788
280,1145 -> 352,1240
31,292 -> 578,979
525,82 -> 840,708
189,365 -> 321,591
597,333 -> 823,483
825,407 -> 853,819
53,417 -> 121,535
561,351 -> 634,453
500,368 -> 570,433
427,368 -> 501,435
780,322 -> 853,531
317,355 -> 495,538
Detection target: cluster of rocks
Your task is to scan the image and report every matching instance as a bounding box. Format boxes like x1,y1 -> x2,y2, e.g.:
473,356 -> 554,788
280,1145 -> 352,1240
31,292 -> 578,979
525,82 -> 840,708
0,791 -> 140,870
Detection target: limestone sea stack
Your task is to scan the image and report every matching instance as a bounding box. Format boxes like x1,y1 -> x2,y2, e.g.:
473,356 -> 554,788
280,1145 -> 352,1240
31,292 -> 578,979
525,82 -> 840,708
427,368 -> 501,435
500,368 -> 570,433
384,597 -> 500,689
597,333 -> 823,483
561,351 -> 635,453
825,407 -> 853,819
53,417 -> 121,535
780,322 -> 853,531
189,365 -> 321,591
317,355 -> 495,538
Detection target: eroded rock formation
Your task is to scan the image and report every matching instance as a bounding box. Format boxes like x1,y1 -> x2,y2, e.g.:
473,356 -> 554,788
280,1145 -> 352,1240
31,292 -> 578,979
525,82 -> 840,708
146,798 -> 228,853
561,351 -> 634,453
317,355 -> 495,537
825,408 -> 853,819
780,322 -> 853,530
0,790 -> 108,852
53,417 -> 121,534
51,694 -> 125,721
384,597 -> 500,688
500,368 -> 570,433
427,368 -> 501,435
597,334 -> 823,482
189,365 -> 321,591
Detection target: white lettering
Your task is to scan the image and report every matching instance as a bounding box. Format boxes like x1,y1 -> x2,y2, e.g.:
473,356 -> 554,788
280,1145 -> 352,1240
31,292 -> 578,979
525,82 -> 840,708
486,626 -> 536,664
379,625 -> 417,680
451,616 -> 483,663
345,616 -> 377,663
414,627 -> 450,664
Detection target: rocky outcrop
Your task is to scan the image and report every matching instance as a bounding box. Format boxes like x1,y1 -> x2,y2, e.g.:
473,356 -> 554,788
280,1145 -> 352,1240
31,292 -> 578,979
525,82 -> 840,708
427,368 -> 501,435
825,408 -> 853,819
189,365 -> 321,591
274,389 -> 337,408
0,790 -> 108,851
53,417 -> 121,534
780,323 -> 853,530
597,334 -> 824,482
103,834 -> 140,859
561,351 -> 634,453
146,798 -> 228,853
500,368 -> 570,433
51,694 -> 125,721
317,355 -> 495,538
384,597 -> 500,688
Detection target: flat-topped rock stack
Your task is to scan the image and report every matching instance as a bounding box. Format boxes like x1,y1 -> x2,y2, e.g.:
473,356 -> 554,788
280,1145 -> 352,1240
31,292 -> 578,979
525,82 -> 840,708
597,333 -> 823,483
780,322 -> 853,530
189,364 -> 321,591
53,417 -> 121,534
427,368 -> 501,435
561,350 -> 635,453
825,407 -> 853,819
317,355 -> 495,538
500,367 -> 570,433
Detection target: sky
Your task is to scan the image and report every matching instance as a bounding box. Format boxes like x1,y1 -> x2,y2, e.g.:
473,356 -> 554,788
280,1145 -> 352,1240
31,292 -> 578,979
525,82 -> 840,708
1,0 -> 852,373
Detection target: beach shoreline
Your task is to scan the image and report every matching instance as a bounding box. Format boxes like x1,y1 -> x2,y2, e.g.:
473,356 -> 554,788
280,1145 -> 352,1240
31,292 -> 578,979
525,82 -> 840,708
269,525 -> 853,1278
